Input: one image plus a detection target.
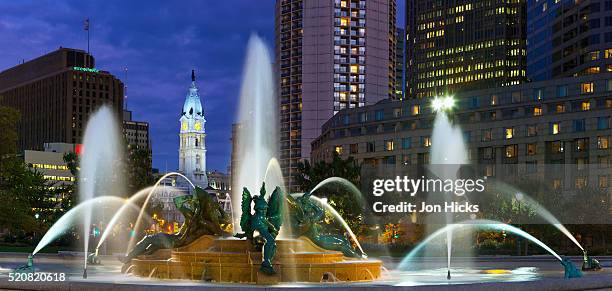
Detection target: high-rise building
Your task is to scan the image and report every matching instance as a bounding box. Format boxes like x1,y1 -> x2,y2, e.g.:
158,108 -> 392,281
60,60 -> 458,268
311,74 -> 612,195
527,0 -> 612,81
406,0 -> 527,99
178,70 -> 207,188
276,0 -> 397,191
123,109 -> 151,151
395,27 -> 406,99
0,48 -> 124,151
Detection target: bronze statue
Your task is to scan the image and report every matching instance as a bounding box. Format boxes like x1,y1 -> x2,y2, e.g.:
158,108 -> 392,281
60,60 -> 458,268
235,182 -> 283,274
287,191 -> 365,258
120,186 -> 231,263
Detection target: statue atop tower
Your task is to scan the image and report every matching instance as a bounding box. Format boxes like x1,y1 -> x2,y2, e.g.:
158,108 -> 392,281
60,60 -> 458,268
179,69 -> 207,188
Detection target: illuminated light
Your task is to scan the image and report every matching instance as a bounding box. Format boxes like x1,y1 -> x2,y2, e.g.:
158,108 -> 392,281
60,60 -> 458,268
481,269 -> 512,274
432,95 -> 455,112
73,66 -> 100,73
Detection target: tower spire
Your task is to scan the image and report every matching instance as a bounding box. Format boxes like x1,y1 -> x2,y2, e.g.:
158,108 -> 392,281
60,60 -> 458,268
191,69 -> 195,82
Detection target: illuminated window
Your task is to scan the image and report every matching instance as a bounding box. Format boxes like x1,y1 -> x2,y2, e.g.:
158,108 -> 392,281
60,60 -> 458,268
490,94 -> 498,105
505,145 -> 517,158
350,65 -> 359,73
581,101 -> 590,111
412,105 -> 420,115
556,104 -> 566,113
598,136 -> 609,149
551,141 -> 564,153
340,17 -> 349,26
533,88 -> 544,100
422,136 -> 431,147
533,106 -> 542,116
551,123 -> 561,135
584,66 -> 600,74
385,140 -> 394,151
575,177 -> 587,189
575,138 -> 588,152
605,49 -> 612,58
599,175 -> 609,188
505,128 -> 514,139
485,165 -> 495,177
581,82 -> 594,94
552,179 -> 562,189
335,145 -> 343,154
527,143 -> 537,156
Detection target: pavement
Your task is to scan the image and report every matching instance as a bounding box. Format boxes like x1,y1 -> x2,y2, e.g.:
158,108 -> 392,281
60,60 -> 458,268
0,253 -> 609,290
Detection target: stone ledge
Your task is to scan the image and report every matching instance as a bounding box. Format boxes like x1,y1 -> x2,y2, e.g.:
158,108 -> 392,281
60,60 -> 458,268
1,274 -> 611,291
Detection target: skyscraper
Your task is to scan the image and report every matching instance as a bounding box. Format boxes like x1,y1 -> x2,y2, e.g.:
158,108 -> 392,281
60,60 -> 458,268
179,70 -> 207,188
276,0 -> 397,190
406,0 -> 527,99
0,48 -> 124,151
527,0 -> 612,81
123,109 -> 151,152
395,27 -> 406,99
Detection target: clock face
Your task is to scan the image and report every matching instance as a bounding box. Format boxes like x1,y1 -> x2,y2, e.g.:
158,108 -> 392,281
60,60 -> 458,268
181,122 -> 187,131
194,121 -> 202,131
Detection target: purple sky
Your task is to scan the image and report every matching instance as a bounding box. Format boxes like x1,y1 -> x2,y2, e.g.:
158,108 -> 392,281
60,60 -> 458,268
0,1 -> 404,173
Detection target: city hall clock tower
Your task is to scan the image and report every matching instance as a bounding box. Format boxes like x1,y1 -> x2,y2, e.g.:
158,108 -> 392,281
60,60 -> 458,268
179,70 -> 207,187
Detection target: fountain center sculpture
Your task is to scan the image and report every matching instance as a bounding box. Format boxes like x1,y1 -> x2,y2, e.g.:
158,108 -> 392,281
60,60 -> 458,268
234,182 -> 283,274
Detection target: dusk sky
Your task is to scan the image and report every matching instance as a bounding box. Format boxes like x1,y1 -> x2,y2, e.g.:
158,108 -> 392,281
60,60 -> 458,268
0,1 -> 404,173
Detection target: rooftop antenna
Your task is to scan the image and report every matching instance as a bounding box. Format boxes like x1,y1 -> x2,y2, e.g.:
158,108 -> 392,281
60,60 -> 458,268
124,67 -> 128,110
84,18 -> 90,54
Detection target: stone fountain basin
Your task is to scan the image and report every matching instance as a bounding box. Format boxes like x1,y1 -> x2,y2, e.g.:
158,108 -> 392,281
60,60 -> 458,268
129,235 -> 381,284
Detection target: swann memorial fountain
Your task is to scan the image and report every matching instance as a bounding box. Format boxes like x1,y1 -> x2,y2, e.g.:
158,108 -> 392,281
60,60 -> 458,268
10,35 -> 609,289
123,183 -> 381,283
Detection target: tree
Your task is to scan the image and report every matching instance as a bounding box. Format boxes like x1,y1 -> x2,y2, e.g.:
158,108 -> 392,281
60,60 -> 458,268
56,152 -> 80,211
295,152 -> 364,235
125,146 -> 154,194
0,105 -> 19,157
0,105 -> 56,235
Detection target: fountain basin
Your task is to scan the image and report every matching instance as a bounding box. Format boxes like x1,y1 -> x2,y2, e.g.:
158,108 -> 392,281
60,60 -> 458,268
128,235 -> 381,283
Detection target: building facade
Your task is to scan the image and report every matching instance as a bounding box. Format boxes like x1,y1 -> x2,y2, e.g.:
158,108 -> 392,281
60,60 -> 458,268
276,0 -> 397,190
123,109 -> 151,151
312,74 -> 611,193
24,143 -> 78,186
179,70 -> 207,188
406,0 -> 527,99
206,170 -> 232,214
0,48 -> 124,151
396,27 -> 406,99
527,0 -> 612,81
